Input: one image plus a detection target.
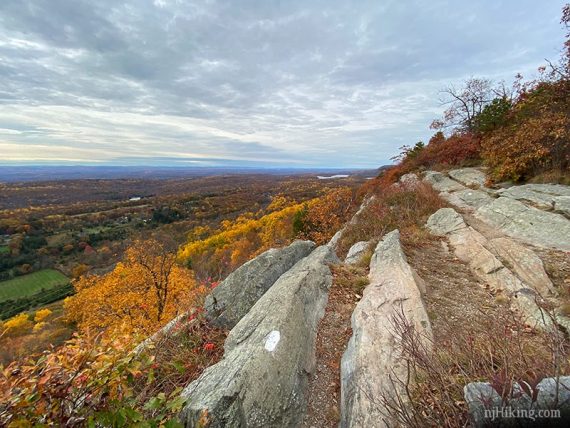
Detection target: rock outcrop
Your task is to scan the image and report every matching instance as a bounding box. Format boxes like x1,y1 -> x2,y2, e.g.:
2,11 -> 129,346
344,240 -> 371,265
397,172 -> 420,187
340,230 -> 432,427
204,240 -> 315,329
486,237 -> 556,297
464,376 -> 570,427
180,246 -> 338,427
497,183 -> 570,210
448,167 -> 487,188
554,195 -> 570,217
427,208 -> 552,330
440,188 -> 493,211
475,197 -> 570,251
424,170 -> 467,192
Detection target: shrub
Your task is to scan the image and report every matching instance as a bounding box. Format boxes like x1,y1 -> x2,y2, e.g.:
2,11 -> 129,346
34,308 -> 52,323
481,81 -> 570,182
380,307 -> 569,427
1,313 -> 32,337
337,182 -> 447,257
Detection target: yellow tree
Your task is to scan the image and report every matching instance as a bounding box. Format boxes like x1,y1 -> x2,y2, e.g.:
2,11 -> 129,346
65,238 -> 201,336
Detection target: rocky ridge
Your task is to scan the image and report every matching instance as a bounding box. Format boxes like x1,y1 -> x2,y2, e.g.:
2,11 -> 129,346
144,168 -> 570,427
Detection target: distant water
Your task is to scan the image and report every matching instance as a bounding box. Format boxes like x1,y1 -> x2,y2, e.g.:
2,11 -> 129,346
317,174 -> 350,180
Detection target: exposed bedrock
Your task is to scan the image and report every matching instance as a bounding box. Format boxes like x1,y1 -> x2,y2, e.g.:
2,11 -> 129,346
344,240 -> 372,265
180,245 -> 338,428
474,197 -> 570,251
465,376 -> 570,427
426,208 -> 555,330
448,167 -> 487,188
204,240 -> 315,329
340,230 -> 432,428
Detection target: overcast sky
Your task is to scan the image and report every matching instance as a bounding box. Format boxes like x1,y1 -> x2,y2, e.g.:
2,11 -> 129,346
0,0 -> 566,168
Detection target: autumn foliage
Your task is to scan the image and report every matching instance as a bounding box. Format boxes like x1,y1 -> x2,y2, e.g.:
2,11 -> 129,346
179,188 -> 356,280
481,81 -> 570,182
65,238 -> 202,336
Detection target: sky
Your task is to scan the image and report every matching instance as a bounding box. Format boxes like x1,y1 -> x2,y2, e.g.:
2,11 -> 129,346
0,0 -> 567,169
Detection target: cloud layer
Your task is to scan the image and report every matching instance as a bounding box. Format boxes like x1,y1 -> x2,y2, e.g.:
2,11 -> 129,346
0,0 -> 566,167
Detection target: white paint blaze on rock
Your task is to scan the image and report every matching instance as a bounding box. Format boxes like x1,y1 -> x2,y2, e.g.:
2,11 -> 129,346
264,330 -> 280,352
340,230 -> 432,428
181,245 -> 339,428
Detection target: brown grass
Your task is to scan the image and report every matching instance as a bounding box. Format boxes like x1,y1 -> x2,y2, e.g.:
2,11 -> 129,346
337,182 -> 447,258
379,306 -> 569,427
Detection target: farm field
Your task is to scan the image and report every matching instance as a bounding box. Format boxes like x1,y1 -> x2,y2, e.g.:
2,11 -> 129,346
0,269 -> 69,302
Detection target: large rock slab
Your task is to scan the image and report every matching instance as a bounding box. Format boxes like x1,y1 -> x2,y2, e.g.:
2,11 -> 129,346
180,246 -> 338,428
475,197 -> 570,251
440,188 -> 493,211
487,237 -> 556,297
427,208 -> 552,330
344,240 -> 371,265
497,183 -> 570,210
424,171 -> 467,193
465,376 -> 570,427
340,230 -> 432,427
205,240 -> 315,329
448,167 -> 487,188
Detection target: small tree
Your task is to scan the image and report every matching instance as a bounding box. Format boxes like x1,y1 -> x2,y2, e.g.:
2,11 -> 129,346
436,78 -> 494,132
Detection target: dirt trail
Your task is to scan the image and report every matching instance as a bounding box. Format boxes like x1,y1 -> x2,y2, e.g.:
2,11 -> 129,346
301,265 -> 363,428
403,237 -> 507,338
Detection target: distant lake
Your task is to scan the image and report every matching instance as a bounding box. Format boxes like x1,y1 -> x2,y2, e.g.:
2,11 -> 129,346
317,174 -> 349,180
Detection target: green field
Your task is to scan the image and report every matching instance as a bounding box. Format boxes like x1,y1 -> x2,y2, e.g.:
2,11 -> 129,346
0,269 -> 70,302
0,246 -> 9,255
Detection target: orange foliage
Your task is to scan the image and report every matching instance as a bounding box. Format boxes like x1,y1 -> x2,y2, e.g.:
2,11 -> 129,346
65,238 -> 202,336
179,203 -> 305,280
481,81 -> 570,182
295,187 -> 356,245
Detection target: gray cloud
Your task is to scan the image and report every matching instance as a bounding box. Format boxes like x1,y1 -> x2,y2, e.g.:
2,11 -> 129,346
0,0 -> 566,167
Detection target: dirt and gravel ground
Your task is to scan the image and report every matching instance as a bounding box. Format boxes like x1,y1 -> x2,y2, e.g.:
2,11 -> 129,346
301,264 -> 366,428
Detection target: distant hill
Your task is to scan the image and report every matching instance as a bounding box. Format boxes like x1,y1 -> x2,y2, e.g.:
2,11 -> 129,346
0,165 -> 378,182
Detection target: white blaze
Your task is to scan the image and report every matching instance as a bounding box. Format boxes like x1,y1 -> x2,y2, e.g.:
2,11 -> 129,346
264,330 -> 280,352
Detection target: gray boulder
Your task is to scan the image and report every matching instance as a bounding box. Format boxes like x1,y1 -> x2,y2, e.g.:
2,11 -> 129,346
424,170 -> 467,193
465,376 -> 570,427
398,173 -> 420,187
340,230 -> 432,427
180,246 -> 338,427
448,167 -> 487,188
344,240 -> 371,265
475,197 -> 570,251
205,240 -> 315,329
